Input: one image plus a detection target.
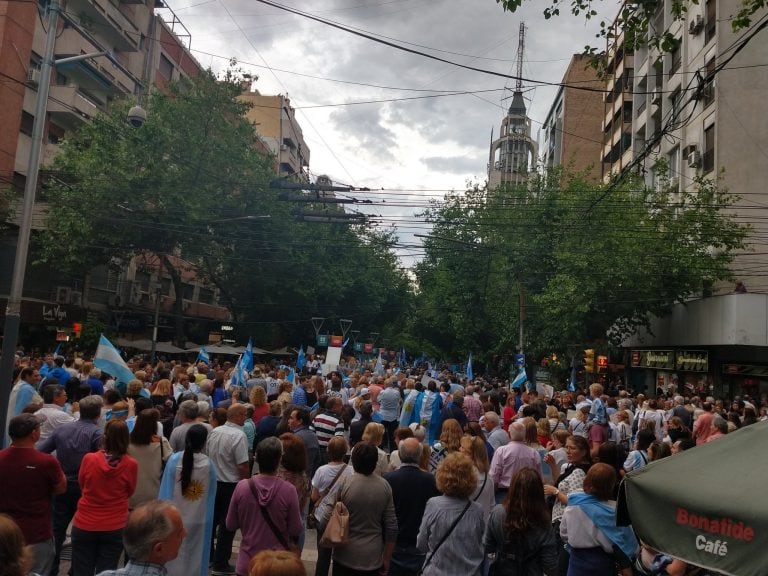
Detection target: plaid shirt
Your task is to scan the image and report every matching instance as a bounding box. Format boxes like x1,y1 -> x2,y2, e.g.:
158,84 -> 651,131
96,561 -> 167,576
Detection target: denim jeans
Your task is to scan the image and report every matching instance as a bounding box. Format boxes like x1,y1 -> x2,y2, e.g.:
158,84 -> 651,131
211,481 -> 238,567
50,480 -> 81,576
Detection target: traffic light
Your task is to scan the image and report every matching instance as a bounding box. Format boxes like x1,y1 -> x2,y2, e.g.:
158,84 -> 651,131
72,322 -> 82,339
597,355 -> 608,372
584,349 -> 595,373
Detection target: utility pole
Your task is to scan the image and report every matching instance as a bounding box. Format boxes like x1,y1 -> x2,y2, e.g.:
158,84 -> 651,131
150,284 -> 162,363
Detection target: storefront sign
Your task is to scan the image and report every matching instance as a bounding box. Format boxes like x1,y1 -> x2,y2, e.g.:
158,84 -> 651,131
316,334 -> 329,347
16,301 -> 85,326
354,342 -> 363,352
330,334 -> 343,347
631,350 -> 675,370
723,364 -> 768,377
676,350 -> 709,372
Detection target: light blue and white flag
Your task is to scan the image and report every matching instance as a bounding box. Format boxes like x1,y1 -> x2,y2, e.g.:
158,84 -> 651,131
342,337 -> 349,348
568,366 -> 577,392
296,345 -> 306,371
230,354 -> 248,389
374,352 -> 384,375
94,334 -> 135,384
243,338 -> 254,372
466,352 -> 474,381
197,346 -> 210,364
511,367 -> 528,391
286,367 -> 296,384
53,343 -> 62,357
399,389 -> 443,445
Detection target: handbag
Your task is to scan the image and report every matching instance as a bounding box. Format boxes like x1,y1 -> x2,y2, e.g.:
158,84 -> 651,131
319,479 -> 350,548
248,478 -> 299,554
308,464 -> 347,529
417,500 -> 472,575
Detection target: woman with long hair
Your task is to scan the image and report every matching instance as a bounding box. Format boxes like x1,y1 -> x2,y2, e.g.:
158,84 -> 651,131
429,419 -> 463,473
249,550 -> 306,576
71,420 -> 138,575
250,386 -> 269,425
277,433 -> 310,551
128,408 -> 172,510
502,393 -> 517,431
150,378 -> 177,437
483,467 -> 558,576
460,435 -> 495,519
159,424 -> 217,576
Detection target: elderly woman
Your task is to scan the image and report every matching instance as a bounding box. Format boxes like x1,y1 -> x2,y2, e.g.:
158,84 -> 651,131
417,453 -> 485,576
362,422 -> 389,475
560,463 -> 638,576
321,442 -> 398,576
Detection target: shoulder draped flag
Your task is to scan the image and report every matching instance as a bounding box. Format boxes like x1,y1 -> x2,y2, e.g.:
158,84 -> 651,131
94,335 -> 135,384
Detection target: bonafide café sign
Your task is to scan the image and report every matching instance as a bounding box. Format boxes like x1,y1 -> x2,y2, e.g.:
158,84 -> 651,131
676,507 -> 754,559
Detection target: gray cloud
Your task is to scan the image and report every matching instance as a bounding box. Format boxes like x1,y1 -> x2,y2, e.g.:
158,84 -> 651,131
422,155 -> 486,175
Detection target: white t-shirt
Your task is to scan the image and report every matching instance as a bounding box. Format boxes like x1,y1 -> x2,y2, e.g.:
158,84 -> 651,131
311,462 -> 353,522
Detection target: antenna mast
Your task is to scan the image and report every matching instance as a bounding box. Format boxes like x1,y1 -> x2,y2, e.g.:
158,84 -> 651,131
515,22 -> 526,92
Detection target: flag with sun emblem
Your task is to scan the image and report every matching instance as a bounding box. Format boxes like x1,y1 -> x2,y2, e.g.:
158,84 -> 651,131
159,450 -> 217,576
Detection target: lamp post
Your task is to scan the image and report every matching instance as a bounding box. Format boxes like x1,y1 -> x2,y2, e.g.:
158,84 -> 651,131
0,0 -> 145,443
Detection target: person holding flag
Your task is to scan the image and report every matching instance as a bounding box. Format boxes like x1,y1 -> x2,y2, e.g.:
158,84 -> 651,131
196,346 -> 210,365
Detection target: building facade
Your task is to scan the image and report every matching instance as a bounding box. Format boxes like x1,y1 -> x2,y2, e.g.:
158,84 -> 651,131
0,0 -> 240,349
612,0 -> 768,397
539,54 -> 604,181
240,91 -> 310,182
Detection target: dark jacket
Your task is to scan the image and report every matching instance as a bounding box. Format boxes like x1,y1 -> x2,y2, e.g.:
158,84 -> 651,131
384,464 -> 440,547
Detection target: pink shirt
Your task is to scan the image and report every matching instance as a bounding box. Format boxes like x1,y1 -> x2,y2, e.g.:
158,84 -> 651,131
489,441 -> 542,488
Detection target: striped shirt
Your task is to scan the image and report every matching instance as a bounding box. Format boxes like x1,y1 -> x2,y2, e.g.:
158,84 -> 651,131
311,411 -> 345,447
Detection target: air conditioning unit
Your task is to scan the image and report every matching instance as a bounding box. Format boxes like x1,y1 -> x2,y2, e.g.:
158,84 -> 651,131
688,150 -> 702,168
683,144 -> 698,158
651,89 -> 662,105
55,286 -> 71,304
27,68 -> 41,87
669,177 -> 680,189
280,144 -> 288,151
70,291 -> 83,307
689,15 -> 704,35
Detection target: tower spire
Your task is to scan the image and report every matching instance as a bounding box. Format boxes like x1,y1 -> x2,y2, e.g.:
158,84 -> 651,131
515,21 -> 525,92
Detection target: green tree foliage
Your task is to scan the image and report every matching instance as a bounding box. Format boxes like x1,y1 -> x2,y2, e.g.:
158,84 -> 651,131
37,71 -> 411,346
412,169 -> 747,360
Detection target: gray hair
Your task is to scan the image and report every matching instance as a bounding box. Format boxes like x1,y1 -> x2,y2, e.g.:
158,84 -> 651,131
484,411 -> 499,426
196,401 -> 211,418
508,421 -> 526,442
79,395 -> 104,420
178,400 -> 199,420
88,368 -> 102,378
123,501 -> 177,561
398,437 -> 422,464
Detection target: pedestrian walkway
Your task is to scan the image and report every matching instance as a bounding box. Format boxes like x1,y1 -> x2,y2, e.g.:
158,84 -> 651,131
59,528 -> 318,575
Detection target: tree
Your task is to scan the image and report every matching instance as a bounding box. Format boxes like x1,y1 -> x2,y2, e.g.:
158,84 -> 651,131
411,167 -> 748,361
38,70 -> 278,344
37,70 -> 413,347
496,0 -> 766,66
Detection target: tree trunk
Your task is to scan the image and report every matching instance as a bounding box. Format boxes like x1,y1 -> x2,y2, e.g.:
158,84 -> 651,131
161,254 -> 186,347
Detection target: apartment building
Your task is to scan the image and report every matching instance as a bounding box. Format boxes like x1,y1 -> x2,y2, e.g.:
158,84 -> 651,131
240,91 -> 310,182
616,1 -> 768,398
0,0 -> 236,348
539,54 -> 604,181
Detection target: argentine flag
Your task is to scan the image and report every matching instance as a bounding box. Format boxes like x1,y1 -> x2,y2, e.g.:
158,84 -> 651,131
243,338 -> 254,372
466,352 -> 474,381
568,366 -> 577,392
296,345 -> 306,371
94,335 -> 135,384
511,367 -> 528,391
197,346 -> 210,364
374,353 -> 384,375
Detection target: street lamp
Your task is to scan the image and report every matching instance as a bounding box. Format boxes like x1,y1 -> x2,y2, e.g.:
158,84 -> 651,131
0,0 -> 146,443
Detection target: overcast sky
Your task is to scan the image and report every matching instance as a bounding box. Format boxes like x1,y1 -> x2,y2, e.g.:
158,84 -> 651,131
161,0 -> 610,268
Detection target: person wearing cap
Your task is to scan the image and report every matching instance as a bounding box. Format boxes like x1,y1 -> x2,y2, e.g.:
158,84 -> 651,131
0,413 -> 67,575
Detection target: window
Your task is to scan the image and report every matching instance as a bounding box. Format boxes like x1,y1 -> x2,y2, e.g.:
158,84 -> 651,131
668,146 -> 680,181
182,283 -> 194,301
199,287 -> 214,305
703,58 -> 715,108
161,277 -> 171,297
55,71 -> 67,86
669,42 -> 681,78
669,90 -> 682,120
623,101 -> 633,123
19,111 -> 34,136
48,122 -> 65,144
705,0 -> 716,44
135,270 -> 151,292
703,124 -> 715,173
158,54 -> 174,80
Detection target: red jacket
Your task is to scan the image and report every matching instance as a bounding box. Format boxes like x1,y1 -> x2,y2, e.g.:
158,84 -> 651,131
74,451 -> 138,531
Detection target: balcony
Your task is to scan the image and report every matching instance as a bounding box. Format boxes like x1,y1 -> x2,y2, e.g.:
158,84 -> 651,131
66,0 -> 141,52
48,86 -> 101,128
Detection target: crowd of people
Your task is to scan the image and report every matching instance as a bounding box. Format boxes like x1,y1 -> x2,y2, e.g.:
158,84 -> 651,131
1,350 -> 761,576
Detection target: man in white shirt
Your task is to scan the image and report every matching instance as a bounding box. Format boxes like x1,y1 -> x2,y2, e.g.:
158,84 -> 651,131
35,384 -> 77,444
206,404 -> 249,574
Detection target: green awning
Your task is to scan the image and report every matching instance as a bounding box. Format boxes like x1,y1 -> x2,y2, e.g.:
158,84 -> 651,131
618,422 -> 768,576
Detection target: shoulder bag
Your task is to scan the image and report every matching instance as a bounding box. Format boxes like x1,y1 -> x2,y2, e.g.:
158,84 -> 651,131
319,478 -> 350,548
308,464 -> 347,529
418,500 -> 472,575
248,477 -> 299,554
